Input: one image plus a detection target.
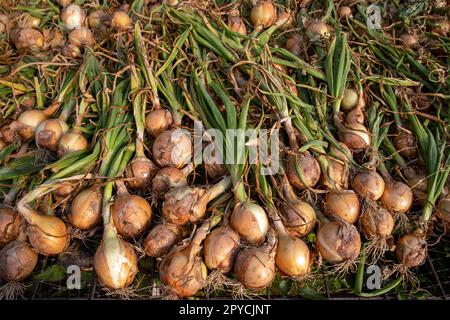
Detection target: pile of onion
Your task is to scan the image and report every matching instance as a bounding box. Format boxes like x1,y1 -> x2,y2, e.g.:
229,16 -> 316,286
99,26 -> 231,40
69,186 -> 102,230
143,223 -> 188,258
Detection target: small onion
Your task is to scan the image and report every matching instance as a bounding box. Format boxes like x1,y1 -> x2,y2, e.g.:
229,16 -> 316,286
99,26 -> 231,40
341,88 -> 358,111
276,233 -> 311,277
250,0 -> 277,29
276,11 -> 294,30
10,110 -> 48,141
437,197 -> 450,227
360,206 -> 393,238
111,11 -> 131,31
69,187 -> 102,230
153,128 -> 192,168
0,241 -> 38,282
394,130 -> 417,159
305,21 -> 330,42
35,119 -> 69,151
145,108 -> 173,137
285,34 -> 303,57
61,44 -> 81,58
324,190 -> 361,224
396,234 -> 427,268
230,201 -> 269,245
0,207 -> 22,247
152,166 -> 188,200
286,153 -> 321,190
399,33 -> 418,48
380,179 -> 413,213
316,221 -> 361,263
143,223 -> 188,258
204,148 -> 227,180
0,124 -> 19,144
204,224 -> 240,273
88,10 -> 109,29
26,213 -> 68,255
68,27 -> 95,47
338,6 -> 353,19
124,157 -> 158,191
352,171 -> 385,201
53,182 -> 75,198
57,131 -> 88,158
94,225 -> 138,289
61,4 -> 86,30
228,15 -> 247,36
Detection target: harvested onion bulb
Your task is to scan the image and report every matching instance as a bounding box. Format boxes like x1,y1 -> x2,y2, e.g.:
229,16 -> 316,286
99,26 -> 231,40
153,128 -> 192,168
69,187 -> 102,230
230,201 -> 269,245
228,14 -> 247,36
250,0 -> 277,29
35,118 -> 69,151
152,166 -> 191,200
0,240 -> 38,283
352,171 -> 385,201
125,157 -> 158,191
360,206 -> 394,239
324,190 -> 360,224
143,223 -> 188,258
395,234 -> 427,268
341,88 -> 358,111
145,108 -> 173,138
57,130 -> 88,158
0,207 -> 22,247
380,179 -> 413,213
305,21 -> 330,42
11,28 -> 44,51
111,11 -> 131,31
69,27 -> 95,47
61,4 -> 86,30
286,152 -> 321,190
394,130 -> 417,159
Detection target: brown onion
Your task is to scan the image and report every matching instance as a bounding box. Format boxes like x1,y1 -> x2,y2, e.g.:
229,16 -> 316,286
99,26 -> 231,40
324,190 -> 361,224
0,207 -> 22,247
69,187 -> 102,230
305,21 -> 330,42
394,130 -> 417,159
61,44 -> 81,58
35,119 -> 69,151
111,11 -> 131,30
250,0 -> 277,29
230,201 -> 269,245
276,233 -> 311,277
88,10 -> 109,29
204,148 -> 227,180
337,122 -> 371,151
53,182 -> 75,198
276,10 -> 294,30
61,4 -> 86,30
352,171 -> 385,201
10,28 -> 44,50
360,207 -> 394,238
338,6 -> 353,19
153,128 -> 192,168
395,234 -> 427,268
228,14 -> 247,36
286,153 -> 321,190
324,157 -> 350,190
152,166 -> 189,200
437,197 -> 450,227
285,34 -> 303,57
0,240 -> 38,282
57,131 -> 88,158
68,27 -> 95,47
204,224 -> 240,273
143,223 -> 188,258
316,220 -> 361,263
124,157 -> 158,191
145,108 -> 173,138
0,124 -> 19,144
380,179 -> 413,213
329,142 -> 352,163
399,33 -> 418,48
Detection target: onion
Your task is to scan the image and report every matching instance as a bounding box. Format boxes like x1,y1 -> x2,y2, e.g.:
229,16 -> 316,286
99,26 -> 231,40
35,119 -> 69,151
276,10 -> 294,30
276,233 -> 311,277
399,33 -> 418,48
0,14 -> 10,33
305,21 -> 330,42
285,34 -> 303,57
57,130 -> 88,158
250,0 -> 277,29
0,207 -> 22,247
61,4 -> 86,30
337,122 -> 371,151
380,179 -> 413,213
111,11 -> 131,31
152,166 -> 190,200
437,197 -> 450,227
20,14 -> 41,29
286,152 -> 321,190
111,186 -> 152,239
119,4 -> 130,12
69,27 -> 95,47
88,10 -> 109,29
324,157 -> 350,190
0,240 -> 38,282
204,148 -> 227,180
329,142 -> 352,163
338,6 -> 353,19
57,0 -> 71,7
394,130 -> 417,159
0,124 -> 19,144
234,230 -> 277,290
61,44 -> 81,58
143,223 -> 188,258
26,214 -> 68,255
153,128 -> 192,168
163,176 -> 231,226
316,220 -> 361,263
69,187 -> 102,230
341,88 -> 358,111
145,108 -> 173,138
124,157 -> 158,191
360,206 -> 393,238
324,190 -> 361,224
53,182 -> 75,198
395,234 -> 427,268
228,14 -> 247,36
352,171 -> 385,201
230,201 -> 269,245
94,224 -> 138,289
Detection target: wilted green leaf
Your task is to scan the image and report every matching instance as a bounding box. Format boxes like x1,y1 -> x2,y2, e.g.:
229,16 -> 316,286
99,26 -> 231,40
34,264 -> 66,282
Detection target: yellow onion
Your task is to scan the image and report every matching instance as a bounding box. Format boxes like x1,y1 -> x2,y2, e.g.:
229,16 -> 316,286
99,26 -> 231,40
111,11 -> 131,31
88,10 -> 110,29
276,233 -> 311,278
152,166 -> 189,200
0,207 -> 22,247
276,10 -> 294,30
53,182 -> 75,198
35,119 -> 69,151
324,190 -> 361,224
360,206 -> 394,238
338,6 -> 353,19
61,44 -> 81,58
323,157 -> 350,190
0,240 -> 38,282
352,171 -> 385,201
228,14 -> 247,36
337,122 -> 371,151
124,157 -> 158,191
111,188 -> 152,239
26,214 -> 68,255
329,142 -> 352,163
94,224 -> 138,289
230,201 -> 269,245
57,130 -> 88,158
316,220 -> 361,263
153,128 -> 192,168
145,108 -> 173,137
341,88 -> 358,111
285,34 -> 303,57
0,124 -> 19,144
380,179 -> 413,213
399,33 -> 418,48
143,223 -> 188,258
69,27 -> 95,47
394,130 -> 417,159
69,187 -> 102,230
286,152 -> 321,190
437,197 -> 450,227
395,234 -> 427,268
61,4 -> 86,30
204,223 -> 240,273
234,230 -> 277,290
250,0 -> 277,29
204,148 -> 227,180
305,21 -> 330,42
0,14 -> 10,33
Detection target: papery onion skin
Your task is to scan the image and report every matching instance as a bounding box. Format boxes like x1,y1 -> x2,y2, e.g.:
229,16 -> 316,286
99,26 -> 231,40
11,110 -> 48,141
437,197 -> 450,227
324,190 -> 361,224
380,180 -> 413,213
285,34 -> 303,57
282,199 -> 316,238
204,225 -> 240,273
57,131 -> 89,158
341,89 -> 358,111
0,125 -> 19,144
125,157 -> 158,191
338,6 -> 353,19
162,186 -> 208,226
352,171 -> 385,201
53,182 -> 75,198
69,27 -> 95,47
143,223 -> 188,258
0,207 -> 22,247
152,167 -> 188,200
111,11 -> 132,30
394,131 -> 417,159
306,21 -> 330,42
11,28 -> 44,51
145,109 -> 173,138
316,221 -> 361,263
338,122 -> 371,151
111,194 -> 152,238
286,153 -> 321,190
61,4 -> 86,30
153,129 -> 192,168
230,201 -> 269,245
396,234 -> 427,268
27,214 -> 68,255
69,187 -> 102,230
228,15 -> 247,36
35,119 -> 69,151
250,0 -> 277,29
360,207 -> 394,238
88,10 -> 109,29
0,241 -> 38,282
275,234 -> 311,277
324,157 -> 349,190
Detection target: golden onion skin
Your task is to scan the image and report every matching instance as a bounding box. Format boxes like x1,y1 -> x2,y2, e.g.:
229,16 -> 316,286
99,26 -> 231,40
282,199 -> 316,238
69,187 -> 102,230
35,119 -> 69,151
143,223 -> 187,258
228,15 -> 247,35
152,129 -> 192,168
341,89 -> 358,111
152,167 -> 188,200
53,182 -> 75,198
234,246 -> 276,290
11,28 -> 44,51
230,201 -> 269,245
286,153 -> 321,190
338,122 -> 371,151
0,207 -> 22,247
396,234 -> 427,268
125,157 -> 158,191
324,190 -> 361,224
11,110 -> 48,141
27,214 -> 68,255
57,131 -> 89,158
380,180 -> 413,213
305,21 -> 330,42
275,234 -> 311,278
338,6 -> 353,19
111,194 -> 152,239
68,27 -> 95,47
250,1 -> 277,29
0,240 -> 38,282
145,109 -> 173,138
352,171 -> 385,201
360,207 -> 394,238
204,225 -> 240,273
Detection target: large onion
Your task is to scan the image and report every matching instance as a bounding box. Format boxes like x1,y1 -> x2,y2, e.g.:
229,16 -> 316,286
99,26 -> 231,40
337,122 -> 371,151
145,108 -> 173,138
395,234 -> 427,268
286,152 -> 321,190
250,0 -> 277,29
61,4 -> 86,30
26,213 -> 68,255
124,157 -> 158,191
0,207 -> 22,247
153,128 -> 192,168
316,221 -> 361,263
0,240 -> 38,282
151,166 -> 190,200
352,171 -> 385,201
69,187 -> 102,230
143,223 -> 188,258
10,28 -> 44,51
360,206 -> 394,238
380,179 -> 413,213
57,130 -> 88,158
324,190 -> 360,224
230,201 -> 269,245
35,118 -> 69,151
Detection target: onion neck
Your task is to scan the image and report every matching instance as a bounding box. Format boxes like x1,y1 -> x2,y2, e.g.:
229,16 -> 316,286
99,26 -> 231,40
115,179 -> 129,197
42,101 -> 61,117
207,175 -> 231,201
